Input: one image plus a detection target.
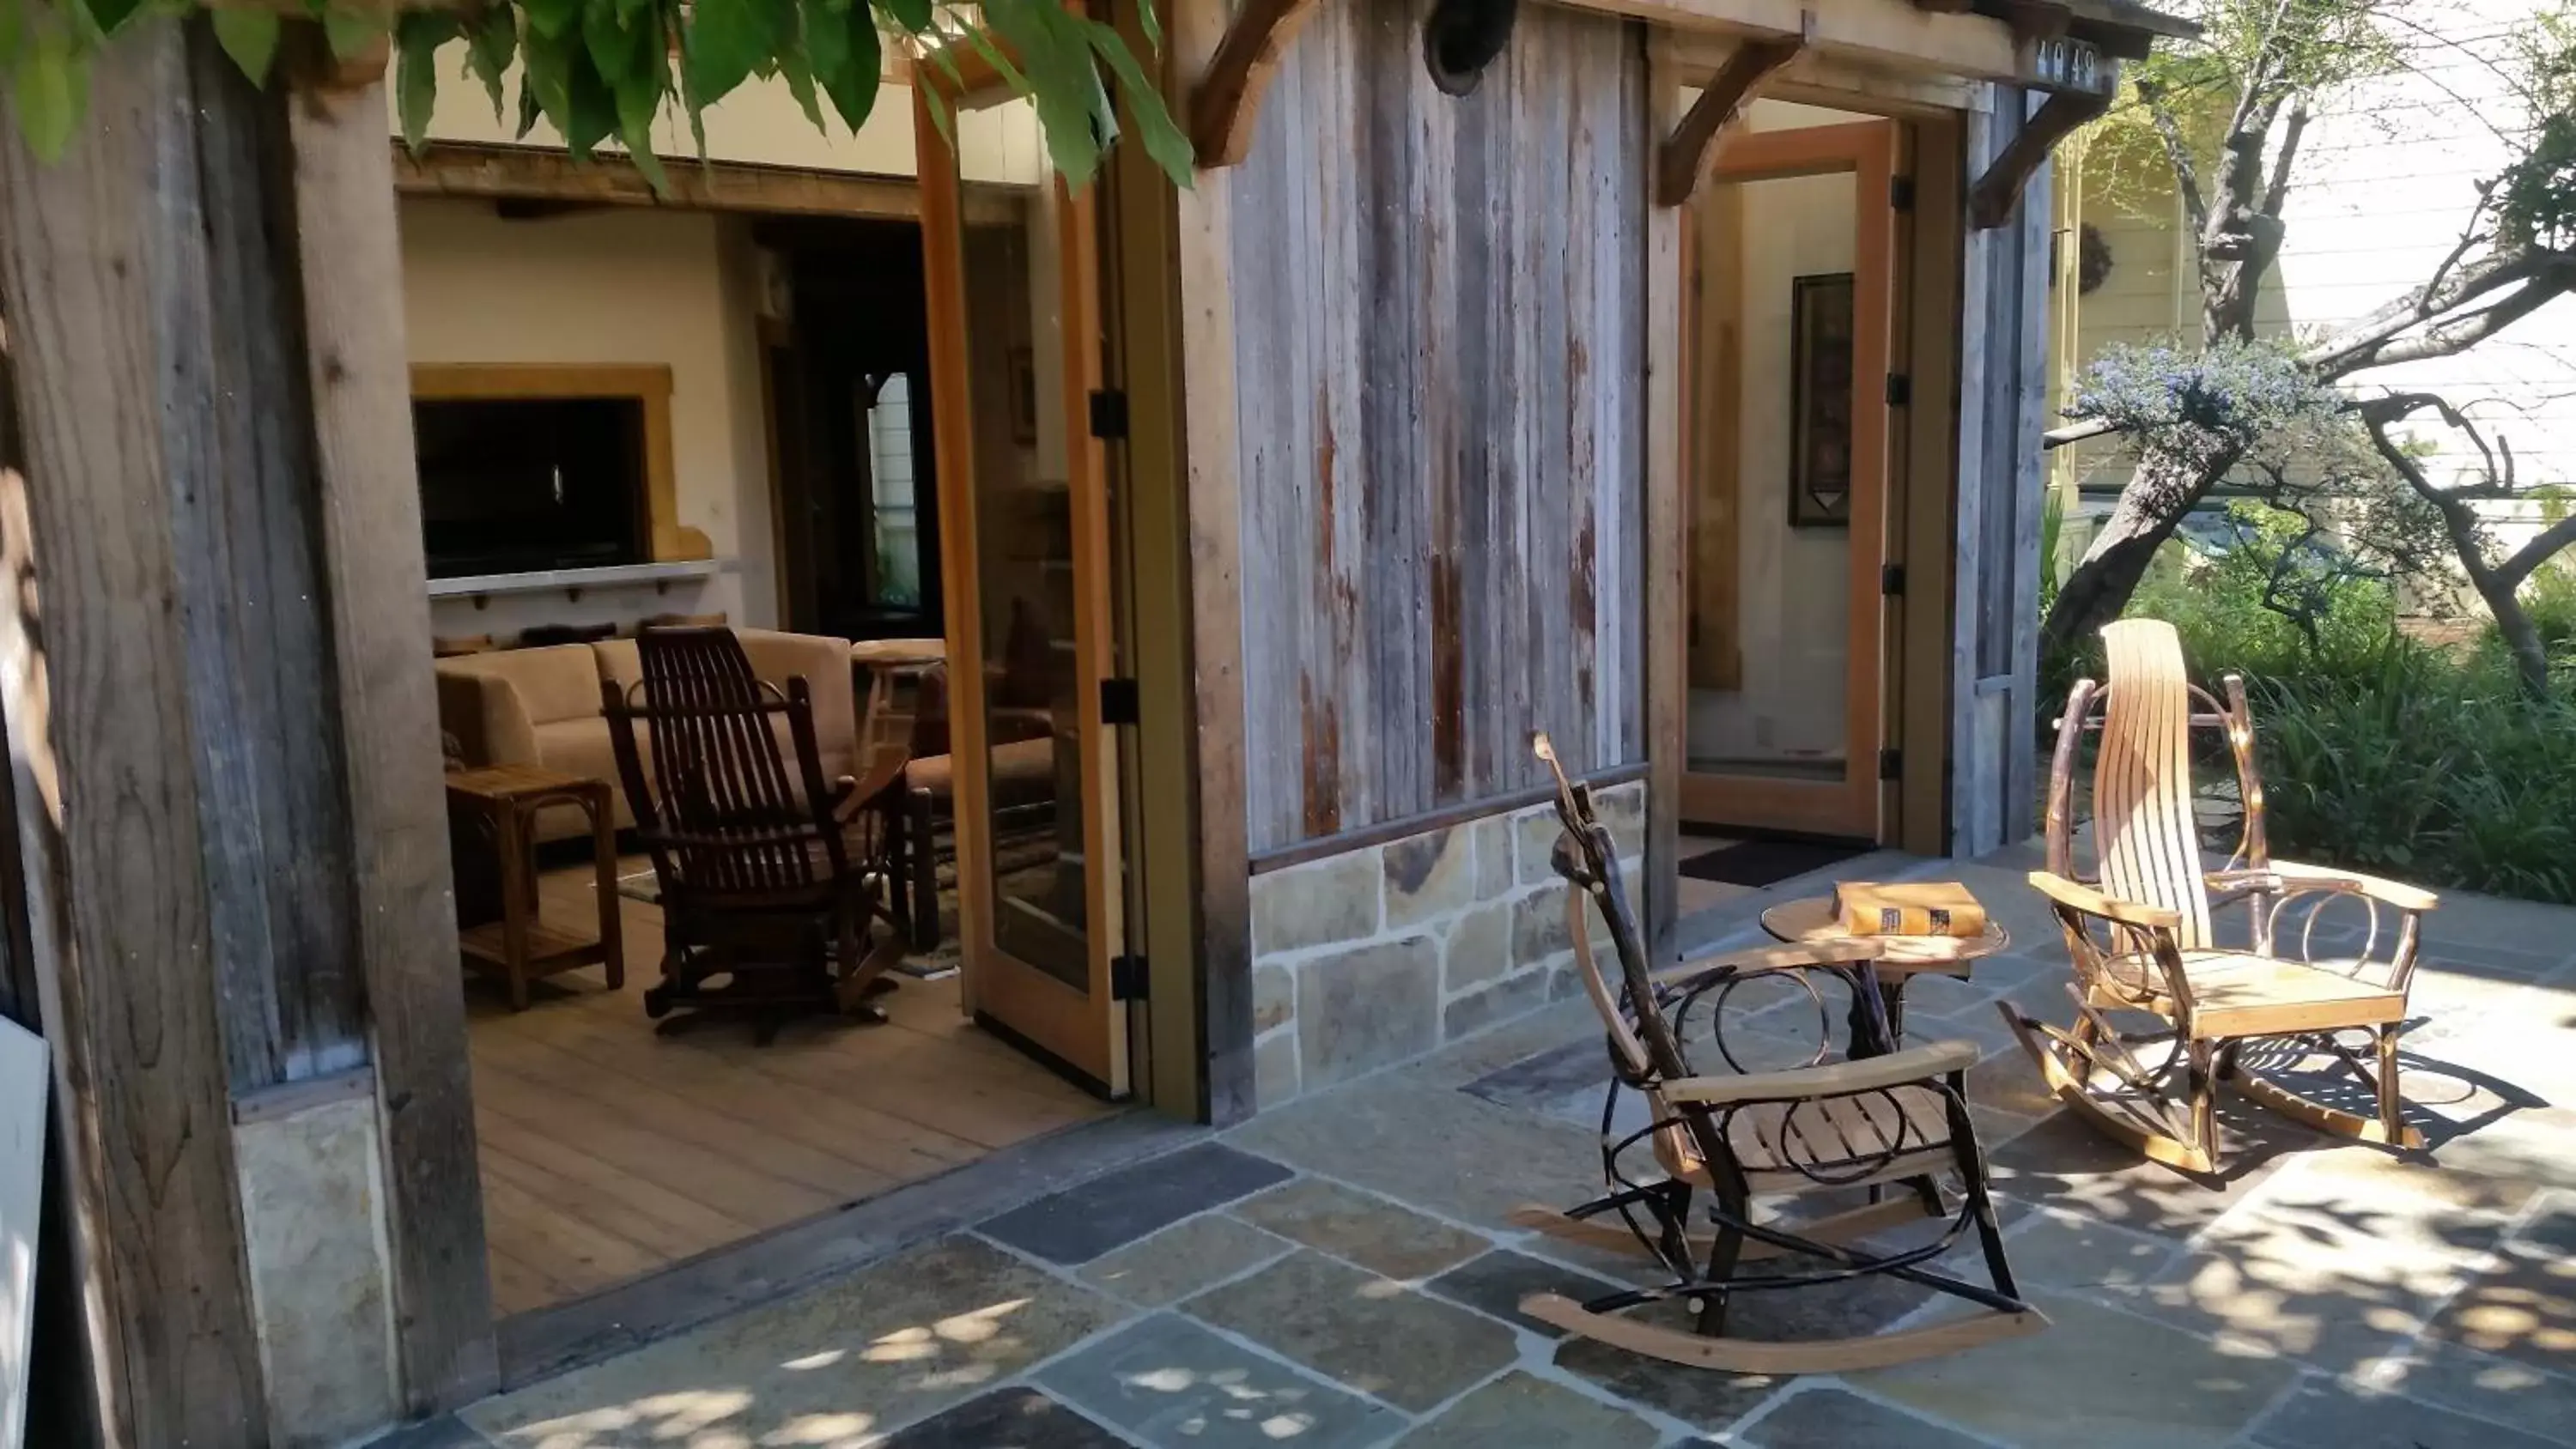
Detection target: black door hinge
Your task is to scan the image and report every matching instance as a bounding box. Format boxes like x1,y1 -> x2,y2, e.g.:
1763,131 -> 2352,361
1886,373 -> 1913,408
1099,676 -> 1140,725
1881,562 -> 1905,597
1891,174 -> 1917,212
1088,389 -> 1130,440
1879,747 -> 1904,782
1110,954 -> 1150,1001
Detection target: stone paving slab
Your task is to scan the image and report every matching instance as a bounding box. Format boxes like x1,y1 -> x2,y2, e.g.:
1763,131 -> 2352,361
1034,1313 -> 1399,1449
1731,1385 -> 1991,1449
1852,1292 -> 2301,1449
2424,1236 -> 2576,1379
2248,1375 -> 2567,1449
461,1235 -> 1125,1448
2353,1339 -> 2576,1444
1230,1176 -> 1492,1281
1388,1370 -> 1662,1449
1076,1213 -> 1296,1309
878,1386 -> 1134,1448
977,1143 -> 1295,1266
1423,1249 -> 1625,1337
1180,1250 -> 1520,1415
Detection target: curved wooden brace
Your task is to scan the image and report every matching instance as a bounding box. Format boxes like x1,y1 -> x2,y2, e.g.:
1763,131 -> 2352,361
1998,1002 -> 2218,1174
1968,76 -> 2112,229
2229,1068 -> 2426,1150
1655,12 -> 1814,208
1521,1293 -> 2047,1373
1189,0 -> 1327,169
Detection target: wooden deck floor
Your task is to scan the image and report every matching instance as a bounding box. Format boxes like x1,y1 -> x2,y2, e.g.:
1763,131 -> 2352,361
466,869 -> 1114,1317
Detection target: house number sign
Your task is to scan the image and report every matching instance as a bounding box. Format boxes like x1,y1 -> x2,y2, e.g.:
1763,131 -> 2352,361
2018,34 -> 2111,96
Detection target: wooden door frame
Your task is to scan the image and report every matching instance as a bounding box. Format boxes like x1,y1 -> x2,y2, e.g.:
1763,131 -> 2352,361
914,80 -> 1133,1096
1675,117 -> 1899,841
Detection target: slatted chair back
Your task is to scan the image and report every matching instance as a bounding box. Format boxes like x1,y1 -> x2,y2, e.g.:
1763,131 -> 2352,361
605,626 -> 848,904
2048,619 -> 2275,955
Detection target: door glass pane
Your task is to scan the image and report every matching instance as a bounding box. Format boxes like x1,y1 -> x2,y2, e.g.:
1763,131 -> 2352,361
1686,169 -> 1857,783
864,373 -> 923,609
960,184 -> 1090,989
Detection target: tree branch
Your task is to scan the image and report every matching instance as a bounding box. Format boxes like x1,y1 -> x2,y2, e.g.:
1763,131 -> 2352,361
2139,83 -> 2208,238
2500,511 -> 2576,589
2044,417 -> 2123,449
2261,103 -> 2308,218
2305,249 -> 2576,379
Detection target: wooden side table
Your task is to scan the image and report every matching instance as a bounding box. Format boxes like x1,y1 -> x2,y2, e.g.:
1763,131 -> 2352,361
1759,894 -> 2008,1057
850,637 -> 947,759
446,764 -> 623,1010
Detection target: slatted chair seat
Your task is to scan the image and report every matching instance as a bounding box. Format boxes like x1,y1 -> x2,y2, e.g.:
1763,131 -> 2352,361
1508,733 -> 2043,1376
2095,951 -> 2409,1040
2005,618 -> 2439,1176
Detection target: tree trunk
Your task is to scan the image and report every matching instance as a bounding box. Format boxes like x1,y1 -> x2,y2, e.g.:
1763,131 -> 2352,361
2040,451 -> 2233,655
2475,571 -> 2552,700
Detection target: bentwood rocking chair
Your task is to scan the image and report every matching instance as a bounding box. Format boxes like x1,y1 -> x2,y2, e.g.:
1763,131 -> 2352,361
605,627 -> 909,1043
2006,618 -> 2439,1175
1511,735 -> 2044,1373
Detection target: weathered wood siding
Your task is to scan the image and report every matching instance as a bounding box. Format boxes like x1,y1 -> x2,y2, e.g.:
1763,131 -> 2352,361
1951,87 -> 2051,855
1230,0 -> 1649,855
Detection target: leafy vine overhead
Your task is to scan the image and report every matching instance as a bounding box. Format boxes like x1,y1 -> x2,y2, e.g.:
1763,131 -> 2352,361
0,0 -> 1194,189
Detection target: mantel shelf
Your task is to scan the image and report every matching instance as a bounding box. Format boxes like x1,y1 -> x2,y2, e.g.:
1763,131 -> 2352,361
427,558 -> 732,601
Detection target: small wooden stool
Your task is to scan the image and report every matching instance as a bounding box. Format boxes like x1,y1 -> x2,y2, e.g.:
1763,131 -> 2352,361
446,764 -> 623,1010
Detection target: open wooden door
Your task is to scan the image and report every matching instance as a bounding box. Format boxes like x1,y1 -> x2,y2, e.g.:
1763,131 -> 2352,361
917,81 -> 1132,1096
1680,117 -> 1899,841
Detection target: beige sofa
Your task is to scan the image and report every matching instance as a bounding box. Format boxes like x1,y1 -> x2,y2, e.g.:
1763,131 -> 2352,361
436,629 -> 857,841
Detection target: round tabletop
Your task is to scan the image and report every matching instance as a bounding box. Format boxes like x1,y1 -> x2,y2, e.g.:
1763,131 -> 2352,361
1759,894 -> 2008,972
850,638 -> 947,668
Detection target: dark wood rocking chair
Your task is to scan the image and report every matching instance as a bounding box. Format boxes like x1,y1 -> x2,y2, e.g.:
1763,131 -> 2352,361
1511,734 -> 2044,1373
604,626 -> 908,1044
2005,618 -> 2439,1174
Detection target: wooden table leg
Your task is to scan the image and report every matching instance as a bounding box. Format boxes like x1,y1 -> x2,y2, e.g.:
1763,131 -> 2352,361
590,786 -> 624,990
497,796 -> 532,1010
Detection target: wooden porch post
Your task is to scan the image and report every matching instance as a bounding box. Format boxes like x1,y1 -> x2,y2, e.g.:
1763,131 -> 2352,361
1643,27 -> 1689,965
0,18 -> 495,1442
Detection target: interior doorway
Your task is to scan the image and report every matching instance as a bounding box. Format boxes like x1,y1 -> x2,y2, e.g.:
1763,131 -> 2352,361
1680,100 -> 1905,852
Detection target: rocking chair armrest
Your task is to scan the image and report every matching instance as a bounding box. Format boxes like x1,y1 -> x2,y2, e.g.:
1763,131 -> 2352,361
2026,870 -> 2181,931
1653,937 -> 1882,988
1660,1038 -> 1982,1106
2261,859 -> 2439,914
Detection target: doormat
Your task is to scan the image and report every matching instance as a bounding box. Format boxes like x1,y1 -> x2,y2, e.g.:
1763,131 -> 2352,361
1679,837 -> 1869,888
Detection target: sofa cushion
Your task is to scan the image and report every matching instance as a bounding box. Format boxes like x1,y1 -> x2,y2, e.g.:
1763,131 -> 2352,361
436,643 -> 608,726
905,737 -> 1058,809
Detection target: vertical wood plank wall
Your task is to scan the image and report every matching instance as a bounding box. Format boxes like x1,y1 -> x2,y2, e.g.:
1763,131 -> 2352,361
1950,85 -> 2052,856
1229,0 -> 1649,855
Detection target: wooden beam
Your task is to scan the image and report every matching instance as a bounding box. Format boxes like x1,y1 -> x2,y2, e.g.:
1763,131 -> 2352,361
1643,29 -> 1690,966
0,17 -> 271,1442
392,142 -> 962,221
297,58 -> 505,1416
1571,0 -> 2017,82
1170,0 -> 1256,1118
1897,112 -> 1965,856
1188,0 -> 1324,170
1656,15 -> 1814,208
1968,79 -> 2106,228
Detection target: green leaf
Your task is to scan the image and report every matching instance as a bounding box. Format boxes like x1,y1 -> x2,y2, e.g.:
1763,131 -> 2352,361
394,13 -> 458,153
515,76 -> 542,138
777,44 -> 823,130
684,0 -> 771,106
211,9 -> 280,86
466,5 -> 517,116
525,0 -> 581,41
614,49 -> 668,193
562,52 -> 618,157
1135,0 -> 1160,56
1084,16 -> 1190,185
584,0 -> 639,84
986,0 -> 1106,189
799,0 -> 848,92
12,24 -> 86,164
521,27 -> 575,137
0,2 -> 21,76
826,9 -> 881,130
321,7 -> 379,62
878,0 -> 931,33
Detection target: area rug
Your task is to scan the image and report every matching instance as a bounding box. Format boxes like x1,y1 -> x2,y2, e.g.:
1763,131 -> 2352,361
1677,837 -> 1870,888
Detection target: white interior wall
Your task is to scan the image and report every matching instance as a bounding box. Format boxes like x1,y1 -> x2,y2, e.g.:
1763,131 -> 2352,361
398,197 -> 778,641
1688,98 -> 1865,773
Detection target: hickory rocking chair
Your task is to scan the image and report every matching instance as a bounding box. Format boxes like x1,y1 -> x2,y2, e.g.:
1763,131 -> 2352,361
1510,735 -> 2044,1373
2005,618 -> 2440,1175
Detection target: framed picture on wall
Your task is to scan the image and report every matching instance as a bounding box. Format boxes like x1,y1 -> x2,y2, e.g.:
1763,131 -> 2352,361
1789,272 -> 1856,529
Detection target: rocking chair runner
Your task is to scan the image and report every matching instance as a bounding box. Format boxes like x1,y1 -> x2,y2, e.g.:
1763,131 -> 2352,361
1511,734 -> 2044,1373
605,627 -> 909,1043
2006,618 -> 2439,1175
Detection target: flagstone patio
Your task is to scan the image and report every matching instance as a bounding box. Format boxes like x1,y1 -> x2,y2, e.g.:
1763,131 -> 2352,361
410,844 -> 2576,1448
